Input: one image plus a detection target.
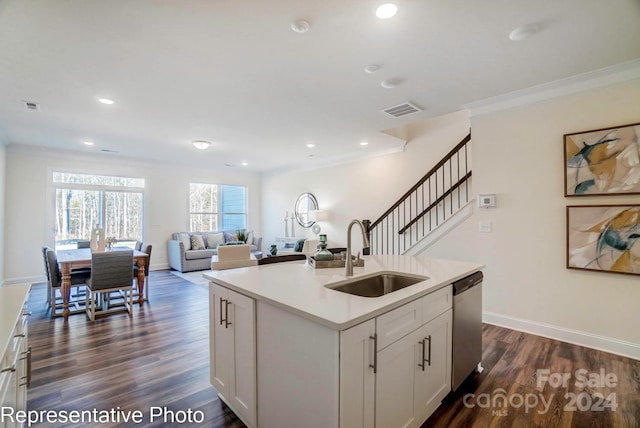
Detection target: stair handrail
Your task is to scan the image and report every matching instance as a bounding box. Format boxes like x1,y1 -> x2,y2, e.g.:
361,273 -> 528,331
368,132 -> 471,231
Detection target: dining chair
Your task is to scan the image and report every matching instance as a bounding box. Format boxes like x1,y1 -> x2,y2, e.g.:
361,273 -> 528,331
132,243 -> 152,302
84,250 -> 134,321
44,248 -> 91,318
42,246 -> 53,307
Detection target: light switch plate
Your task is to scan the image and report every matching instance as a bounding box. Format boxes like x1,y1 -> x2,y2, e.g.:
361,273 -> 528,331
479,221 -> 492,233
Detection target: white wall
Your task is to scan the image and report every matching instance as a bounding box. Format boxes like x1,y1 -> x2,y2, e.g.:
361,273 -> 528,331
0,139 -> 6,285
427,79 -> 640,356
261,110 -> 471,254
4,146 -> 261,284
262,80 -> 640,358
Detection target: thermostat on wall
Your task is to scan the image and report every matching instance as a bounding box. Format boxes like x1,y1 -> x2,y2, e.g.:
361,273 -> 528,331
478,194 -> 496,208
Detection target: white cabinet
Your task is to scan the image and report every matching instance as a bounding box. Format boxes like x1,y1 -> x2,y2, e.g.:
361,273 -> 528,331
376,310 -> 452,428
341,286 -> 452,428
339,319 -> 375,428
209,283 -> 256,428
414,310 -> 452,424
1,285 -> 31,428
210,279 -> 455,428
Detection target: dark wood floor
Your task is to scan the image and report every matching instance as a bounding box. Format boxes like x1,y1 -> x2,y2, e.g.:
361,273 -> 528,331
26,271 -> 640,428
27,271 -> 243,428
425,326 -> 640,428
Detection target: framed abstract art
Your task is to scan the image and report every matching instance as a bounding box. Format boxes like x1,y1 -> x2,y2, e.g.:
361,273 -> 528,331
564,122 -> 640,196
566,205 -> 640,276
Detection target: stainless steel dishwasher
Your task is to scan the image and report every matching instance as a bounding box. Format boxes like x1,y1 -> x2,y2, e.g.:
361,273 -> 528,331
452,270 -> 483,391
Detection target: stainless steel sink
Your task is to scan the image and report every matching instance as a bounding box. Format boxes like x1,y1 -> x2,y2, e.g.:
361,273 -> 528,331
325,272 -> 427,297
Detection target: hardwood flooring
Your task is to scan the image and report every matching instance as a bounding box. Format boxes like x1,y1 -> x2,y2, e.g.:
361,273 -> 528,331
27,270 -> 242,428
25,271 -> 640,428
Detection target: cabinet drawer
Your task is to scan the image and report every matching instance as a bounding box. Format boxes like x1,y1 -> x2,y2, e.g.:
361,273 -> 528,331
421,285 -> 452,324
376,299 -> 422,350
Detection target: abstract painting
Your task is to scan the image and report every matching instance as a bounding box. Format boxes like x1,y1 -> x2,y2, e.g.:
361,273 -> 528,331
564,122 -> 640,196
567,205 -> 640,276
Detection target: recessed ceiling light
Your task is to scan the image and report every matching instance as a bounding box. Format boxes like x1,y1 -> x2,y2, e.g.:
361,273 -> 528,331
360,141 -> 369,146
364,64 -> 380,74
241,162 -> 248,166
192,140 -> 211,150
291,19 -> 310,33
83,141 -> 95,146
98,98 -> 115,105
376,3 -> 398,19
381,78 -> 402,89
509,24 -> 539,41
306,143 -> 315,148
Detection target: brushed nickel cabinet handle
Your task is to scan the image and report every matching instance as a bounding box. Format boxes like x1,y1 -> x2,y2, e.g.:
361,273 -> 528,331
426,335 -> 432,367
219,298 -> 226,325
418,339 -> 426,371
26,347 -> 32,386
225,301 -> 232,328
369,334 -> 377,374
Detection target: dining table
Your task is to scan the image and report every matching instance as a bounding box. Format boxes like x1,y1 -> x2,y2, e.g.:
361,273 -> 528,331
56,247 -> 149,320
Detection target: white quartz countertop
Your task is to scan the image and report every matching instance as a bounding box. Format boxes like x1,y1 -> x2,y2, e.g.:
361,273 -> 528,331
0,284 -> 31,360
204,255 -> 484,330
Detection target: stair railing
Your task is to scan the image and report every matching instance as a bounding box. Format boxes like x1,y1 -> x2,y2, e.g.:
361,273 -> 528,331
367,132 -> 472,255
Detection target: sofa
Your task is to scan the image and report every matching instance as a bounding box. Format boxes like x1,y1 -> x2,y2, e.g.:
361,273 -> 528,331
168,231 -> 262,272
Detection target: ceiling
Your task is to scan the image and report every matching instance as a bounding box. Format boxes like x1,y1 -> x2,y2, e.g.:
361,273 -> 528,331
1,0 -> 639,172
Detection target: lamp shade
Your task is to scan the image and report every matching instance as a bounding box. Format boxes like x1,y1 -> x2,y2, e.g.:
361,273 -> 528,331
308,210 -> 329,222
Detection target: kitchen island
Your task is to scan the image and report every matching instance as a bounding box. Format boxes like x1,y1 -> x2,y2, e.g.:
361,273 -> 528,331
204,254 -> 483,428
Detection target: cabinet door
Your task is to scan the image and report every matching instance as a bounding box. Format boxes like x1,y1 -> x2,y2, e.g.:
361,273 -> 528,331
210,284 -> 231,397
414,309 -> 452,424
227,289 -> 256,428
375,328 -> 422,428
339,319 -> 375,428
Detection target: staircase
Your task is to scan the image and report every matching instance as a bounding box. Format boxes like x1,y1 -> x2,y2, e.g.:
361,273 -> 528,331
367,132 -> 472,255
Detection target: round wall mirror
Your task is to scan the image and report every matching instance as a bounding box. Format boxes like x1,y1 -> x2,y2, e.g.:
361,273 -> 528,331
294,193 -> 318,228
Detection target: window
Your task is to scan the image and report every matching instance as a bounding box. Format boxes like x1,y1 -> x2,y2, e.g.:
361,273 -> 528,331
53,172 -> 145,249
189,183 -> 246,232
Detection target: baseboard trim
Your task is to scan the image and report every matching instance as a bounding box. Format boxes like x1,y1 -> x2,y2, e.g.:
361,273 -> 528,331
4,275 -> 43,286
483,311 -> 640,361
3,263 -> 169,286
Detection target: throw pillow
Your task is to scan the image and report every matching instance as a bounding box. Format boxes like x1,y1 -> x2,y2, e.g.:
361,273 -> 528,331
294,238 -> 306,252
190,234 -> 206,250
178,233 -> 192,250
223,231 -> 237,243
206,232 -> 225,249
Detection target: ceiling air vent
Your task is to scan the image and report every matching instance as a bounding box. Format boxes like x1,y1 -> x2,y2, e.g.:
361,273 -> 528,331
23,101 -> 40,111
381,102 -> 421,118
100,149 -> 120,153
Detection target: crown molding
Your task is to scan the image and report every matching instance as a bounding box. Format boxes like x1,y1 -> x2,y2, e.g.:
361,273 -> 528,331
465,59 -> 640,117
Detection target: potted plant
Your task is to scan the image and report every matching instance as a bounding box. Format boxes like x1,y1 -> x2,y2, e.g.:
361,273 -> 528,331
236,229 -> 248,244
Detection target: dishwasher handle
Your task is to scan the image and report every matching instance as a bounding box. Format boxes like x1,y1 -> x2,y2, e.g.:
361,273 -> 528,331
453,271 -> 483,295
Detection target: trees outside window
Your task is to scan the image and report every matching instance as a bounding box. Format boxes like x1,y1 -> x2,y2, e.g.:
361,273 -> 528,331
189,183 -> 246,232
53,172 -> 144,249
